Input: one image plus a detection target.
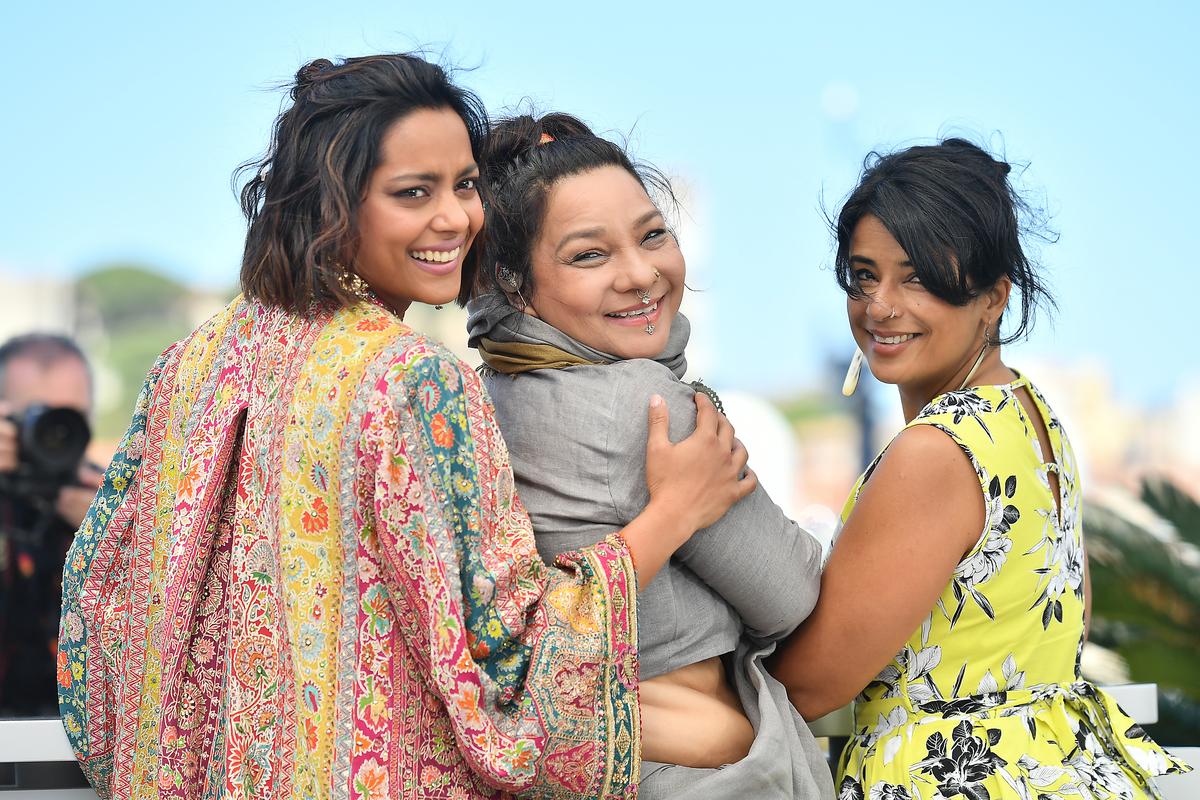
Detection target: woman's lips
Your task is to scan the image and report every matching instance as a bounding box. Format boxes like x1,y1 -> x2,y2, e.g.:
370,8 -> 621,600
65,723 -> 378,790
867,331 -> 920,355
408,244 -> 464,276
605,298 -> 663,327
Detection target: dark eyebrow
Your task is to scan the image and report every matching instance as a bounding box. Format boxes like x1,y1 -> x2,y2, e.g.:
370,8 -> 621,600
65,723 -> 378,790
848,254 -> 914,268
634,208 -> 662,227
556,209 -> 665,251
557,226 -> 605,250
385,164 -> 479,184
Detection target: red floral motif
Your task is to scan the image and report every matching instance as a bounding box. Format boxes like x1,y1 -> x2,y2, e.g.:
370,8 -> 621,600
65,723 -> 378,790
430,412 -> 454,448
301,496 -> 329,534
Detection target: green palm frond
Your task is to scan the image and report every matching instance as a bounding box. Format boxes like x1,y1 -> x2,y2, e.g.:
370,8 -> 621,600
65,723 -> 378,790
1084,477 -> 1200,745
1141,478 -> 1200,552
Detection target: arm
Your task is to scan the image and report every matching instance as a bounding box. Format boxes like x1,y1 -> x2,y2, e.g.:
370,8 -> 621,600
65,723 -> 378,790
607,363 -> 824,638
768,425 -> 983,720
57,345 -> 178,797
365,353 -> 748,796
619,393 -> 757,590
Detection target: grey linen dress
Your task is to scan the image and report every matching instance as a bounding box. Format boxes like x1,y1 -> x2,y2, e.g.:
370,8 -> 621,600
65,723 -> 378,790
466,294 -> 834,799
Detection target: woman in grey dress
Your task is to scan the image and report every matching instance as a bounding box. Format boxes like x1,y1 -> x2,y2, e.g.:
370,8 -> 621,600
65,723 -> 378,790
465,112 -> 834,798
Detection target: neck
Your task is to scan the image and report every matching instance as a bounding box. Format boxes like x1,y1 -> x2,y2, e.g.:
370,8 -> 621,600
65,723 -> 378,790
898,346 -> 1015,422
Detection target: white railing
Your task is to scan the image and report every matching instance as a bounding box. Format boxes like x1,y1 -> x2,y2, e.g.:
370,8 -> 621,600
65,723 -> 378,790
1,684 -> 1196,797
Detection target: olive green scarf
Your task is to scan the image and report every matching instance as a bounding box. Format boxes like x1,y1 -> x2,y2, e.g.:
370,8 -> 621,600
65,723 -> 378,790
475,337 -> 603,375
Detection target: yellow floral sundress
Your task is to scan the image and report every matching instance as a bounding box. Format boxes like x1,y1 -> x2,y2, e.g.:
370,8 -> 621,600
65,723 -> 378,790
837,374 -> 1190,800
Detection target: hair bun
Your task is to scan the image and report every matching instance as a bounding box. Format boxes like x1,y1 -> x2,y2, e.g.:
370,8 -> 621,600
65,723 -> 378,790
296,58 -> 336,89
537,112 -> 595,142
481,112 -> 599,178
940,138 -> 1012,179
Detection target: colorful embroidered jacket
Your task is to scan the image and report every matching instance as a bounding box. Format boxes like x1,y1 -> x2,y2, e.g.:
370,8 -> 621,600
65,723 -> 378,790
57,297 -> 640,800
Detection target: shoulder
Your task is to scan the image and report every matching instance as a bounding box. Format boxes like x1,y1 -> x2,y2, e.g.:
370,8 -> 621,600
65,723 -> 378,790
602,359 -> 694,412
865,423 -> 985,502
600,359 -> 698,447
374,333 -> 484,403
853,423 -> 987,554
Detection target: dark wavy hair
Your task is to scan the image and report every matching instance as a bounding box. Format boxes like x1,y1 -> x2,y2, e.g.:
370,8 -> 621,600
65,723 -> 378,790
474,112 -> 676,300
833,138 -> 1055,343
236,53 -> 489,312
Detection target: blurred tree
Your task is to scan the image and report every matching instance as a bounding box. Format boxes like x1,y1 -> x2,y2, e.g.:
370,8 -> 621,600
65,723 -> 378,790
74,264 -> 196,440
1085,477 -> 1200,745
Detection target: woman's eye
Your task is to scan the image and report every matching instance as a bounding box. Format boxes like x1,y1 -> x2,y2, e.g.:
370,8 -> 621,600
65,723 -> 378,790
393,187 -> 428,199
853,268 -> 877,284
571,250 -> 604,264
905,273 -> 924,286
456,177 -> 479,193
643,228 -> 670,245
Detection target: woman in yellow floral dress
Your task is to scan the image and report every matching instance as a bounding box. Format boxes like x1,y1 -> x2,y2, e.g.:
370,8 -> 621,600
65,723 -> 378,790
771,138 -> 1189,799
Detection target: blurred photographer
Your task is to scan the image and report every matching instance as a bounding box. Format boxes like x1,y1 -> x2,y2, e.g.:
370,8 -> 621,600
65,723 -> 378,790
0,334 -> 103,717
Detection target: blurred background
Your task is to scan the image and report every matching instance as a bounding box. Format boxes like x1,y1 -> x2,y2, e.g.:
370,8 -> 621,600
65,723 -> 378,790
2,1 -> 1196,742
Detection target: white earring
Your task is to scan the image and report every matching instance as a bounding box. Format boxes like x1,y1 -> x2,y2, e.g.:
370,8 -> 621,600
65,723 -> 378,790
842,348 -> 864,397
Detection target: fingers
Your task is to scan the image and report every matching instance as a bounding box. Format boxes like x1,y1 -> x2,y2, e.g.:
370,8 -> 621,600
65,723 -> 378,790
734,467 -> 758,500
692,392 -> 717,436
646,394 -> 670,449
731,437 -> 749,476
715,410 -> 736,452
77,461 -> 106,489
55,486 -> 96,529
0,416 -> 17,473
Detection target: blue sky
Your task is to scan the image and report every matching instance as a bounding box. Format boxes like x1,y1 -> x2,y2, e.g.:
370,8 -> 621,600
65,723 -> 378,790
3,1 -> 1195,406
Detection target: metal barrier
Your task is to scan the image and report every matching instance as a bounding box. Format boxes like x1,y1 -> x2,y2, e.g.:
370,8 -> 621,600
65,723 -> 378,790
1,684 -> 1195,797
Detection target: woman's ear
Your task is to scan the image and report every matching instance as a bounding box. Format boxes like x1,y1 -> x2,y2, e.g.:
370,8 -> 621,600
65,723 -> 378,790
984,275 -> 1012,321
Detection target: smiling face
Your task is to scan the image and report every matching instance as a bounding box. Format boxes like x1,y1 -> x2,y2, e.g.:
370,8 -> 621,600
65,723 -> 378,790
353,107 -> 483,316
847,214 -> 1010,406
524,166 -> 684,359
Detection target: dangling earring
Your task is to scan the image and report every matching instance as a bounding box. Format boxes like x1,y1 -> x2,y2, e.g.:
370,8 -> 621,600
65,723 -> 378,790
842,348 -> 864,396
496,266 -> 529,309
957,320 -> 996,391
336,263 -> 373,302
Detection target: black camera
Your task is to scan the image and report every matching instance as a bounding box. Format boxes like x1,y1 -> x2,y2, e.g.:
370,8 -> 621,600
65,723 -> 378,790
0,404 -> 91,501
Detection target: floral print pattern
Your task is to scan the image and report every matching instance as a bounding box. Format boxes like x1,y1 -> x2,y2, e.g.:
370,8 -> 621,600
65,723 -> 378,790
839,377 -> 1190,799
58,298 -> 640,799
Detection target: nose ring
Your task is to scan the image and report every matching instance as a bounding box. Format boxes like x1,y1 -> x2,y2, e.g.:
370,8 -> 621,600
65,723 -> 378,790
637,288 -> 652,305
887,306 -> 897,320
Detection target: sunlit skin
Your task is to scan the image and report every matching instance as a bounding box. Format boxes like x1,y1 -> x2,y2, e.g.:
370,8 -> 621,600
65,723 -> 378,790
521,166 -> 684,360
519,165 -> 753,768
353,107 -> 483,317
770,214 -> 1089,719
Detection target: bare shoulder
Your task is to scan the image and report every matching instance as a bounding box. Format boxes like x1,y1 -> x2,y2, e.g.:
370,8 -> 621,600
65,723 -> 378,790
871,423 -> 976,486
852,423 -> 984,554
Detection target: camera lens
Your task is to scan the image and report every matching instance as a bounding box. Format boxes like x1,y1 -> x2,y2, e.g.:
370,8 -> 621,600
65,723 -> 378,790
19,406 -> 91,476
